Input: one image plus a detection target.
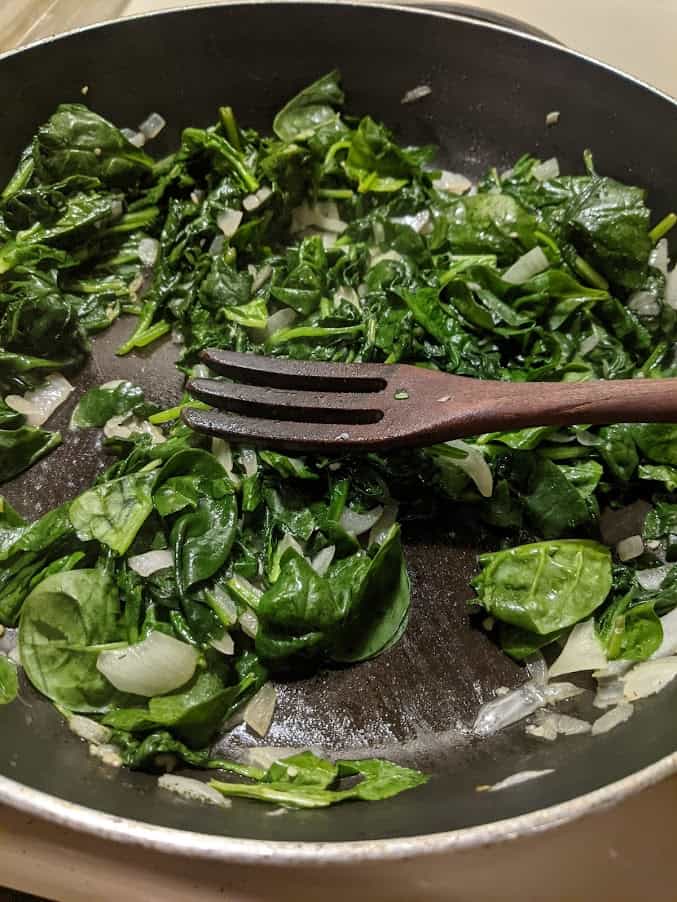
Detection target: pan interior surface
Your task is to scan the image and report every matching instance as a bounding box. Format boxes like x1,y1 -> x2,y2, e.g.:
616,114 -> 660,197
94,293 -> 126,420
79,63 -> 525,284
1,2 -> 677,846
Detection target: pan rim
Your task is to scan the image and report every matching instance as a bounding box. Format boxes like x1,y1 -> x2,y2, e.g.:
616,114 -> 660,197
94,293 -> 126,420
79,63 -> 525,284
2,0 -> 677,863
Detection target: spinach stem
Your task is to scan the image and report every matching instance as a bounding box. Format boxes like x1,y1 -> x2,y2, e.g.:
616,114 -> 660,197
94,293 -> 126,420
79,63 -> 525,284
649,212 -> 677,244
574,256 -> 609,290
219,106 -> 242,152
148,399 -> 209,425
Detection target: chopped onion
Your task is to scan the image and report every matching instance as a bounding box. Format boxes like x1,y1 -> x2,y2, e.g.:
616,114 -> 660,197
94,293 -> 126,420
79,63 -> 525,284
591,702 -> 633,735
339,505 -> 384,536
128,549 -> 173,577
472,682 -> 545,736
623,656 -> 677,700
650,239 -> 669,277
291,202 -> 347,235
526,711 -> 590,741
211,437 -> 233,473
240,447 -> 258,477
593,659 -> 634,680
546,110 -> 560,126
616,535 -> 644,562
391,210 -> 431,234
444,440 -> 493,498
67,714 -> 112,746
6,373 -> 73,427
211,632 -> 235,655
628,290 -> 660,318
433,170 -> 472,195
575,427 -> 601,446
89,743 -> 123,768
369,249 -> 404,267
578,334 -> 600,357
265,307 -> 297,339
159,774 -> 231,807
276,532 -> 305,559
593,678 -> 626,709
138,237 -> 159,266
244,746 -> 298,770
251,263 -> 273,293
104,413 -> 165,445
549,618 -> 607,678
138,111 -> 166,140
243,682 -> 277,737
543,681 -> 586,704
97,631 -> 198,697
239,609 -> 259,638
666,265 -> 677,310
481,769 -> 554,792
311,545 -> 335,577
502,247 -> 550,285
369,502 -> 399,546
334,285 -> 361,311
209,234 -> 225,256
121,127 -> 137,141
532,157 -> 560,181
401,84 -> 432,104
637,565 -> 672,591
525,652 -> 548,686
127,131 -> 146,148
652,608 -> 677,660
242,186 -> 272,211
217,208 -> 243,238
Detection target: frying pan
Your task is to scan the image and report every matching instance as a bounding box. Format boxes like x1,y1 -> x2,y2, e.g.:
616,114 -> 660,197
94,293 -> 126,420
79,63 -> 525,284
1,0 -> 677,870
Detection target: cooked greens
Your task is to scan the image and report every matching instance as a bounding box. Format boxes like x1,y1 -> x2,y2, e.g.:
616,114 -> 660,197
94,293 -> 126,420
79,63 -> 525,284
1,71 -> 677,805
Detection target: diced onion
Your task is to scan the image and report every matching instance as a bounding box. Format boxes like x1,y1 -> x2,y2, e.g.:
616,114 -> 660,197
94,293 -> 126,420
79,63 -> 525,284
67,714 -> 112,746
138,237 -> 159,266
265,307 -> 297,339
532,157 -> 560,181
433,170 -> 472,195
482,769 -> 554,792
401,84 -> 432,104
239,609 -> 259,638
217,208 -> 243,238
651,608 -> 677,660
637,565 -> 672,591
623,656 -> 677,700
291,202 -> 347,235
339,505 -> 384,536
251,263 -> 273,294
548,618 -> 607,678
334,285 -> 361,311
591,702 -> 633,735
104,413 -> 165,445
244,746 -> 299,770
89,743 -> 123,767
650,238 -> 669,277
6,373 -> 73,427
211,437 -> 234,473
311,545 -> 335,577
444,440 -> 493,498
546,110 -> 560,126
97,631 -> 198,697
243,186 -> 272,211
575,428 -> 601,445
209,234 -> 225,256
240,447 -> 258,477
593,678 -> 626,709
243,682 -> 277,737
138,111 -> 166,140
472,682 -> 545,736
616,535 -> 644,562
210,632 -> 235,655
276,532 -> 305,559
127,131 -> 146,148
369,249 -> 404,267
391,210 -> 432,234
666,266 -> 677,310
526,711 -> 590,741
578,335 -> 600,357
543,681 -> 586,704
628,290 -> 660,318
502,247 -> 550,284
525,652 -> 548,686
128,549 -> 174,577
159,774 -> 231,807
369,502 -> 399,546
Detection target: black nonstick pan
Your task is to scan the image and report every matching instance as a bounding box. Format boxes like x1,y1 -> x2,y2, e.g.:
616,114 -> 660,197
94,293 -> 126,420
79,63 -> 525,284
1,0 -> 677,868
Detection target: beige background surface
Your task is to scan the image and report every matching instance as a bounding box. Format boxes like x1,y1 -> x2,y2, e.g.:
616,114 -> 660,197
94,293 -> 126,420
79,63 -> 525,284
2,2 -> 677,899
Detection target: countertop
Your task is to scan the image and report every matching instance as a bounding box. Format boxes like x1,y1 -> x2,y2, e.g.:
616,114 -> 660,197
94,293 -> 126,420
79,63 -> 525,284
2,2 -> 677,900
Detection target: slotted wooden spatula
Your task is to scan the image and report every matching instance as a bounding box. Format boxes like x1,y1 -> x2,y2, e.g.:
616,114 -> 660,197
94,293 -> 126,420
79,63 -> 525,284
183,349 -> 677,452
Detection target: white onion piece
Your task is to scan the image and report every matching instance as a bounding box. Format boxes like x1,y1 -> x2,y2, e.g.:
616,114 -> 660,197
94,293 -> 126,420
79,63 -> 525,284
532,157 -> 560,181
291,202 -> 347,235
121,127 -> 137,141
339,505 -> 384,536
211,632 -> 235,655
549,618 -> 607,678
482,769 -> 554,792
209,234 -> 225,256
67,714 -> 112,746
239,609 -> 259,638
433,170 -> 472,195
334,285 -> 361,311
665,264 -> 677,310
593,659 -> 634,680
104,413 -> 165,445
637,565 -> 673,591
128,549 -> 173,578
543,681 -> 586,704
369,249 -> 404,267
240,447 -> 258,477
628,290 -> 660,318
651,608 -> 677,660
243,682 -> 277,737
472,682 -> 545,736
97,631 -> 198,696
578,334 -> 600,356
401,84 -> 432,104
217,208 -> 243,238
6,373 -> 73,427
242,186 -> 272,211
311,545 -> 335,577
138,237 -> 159,266
211,437 -> 233,473
244,746 -> 299,770
444,440 -> 493,498
251,263 -> 273,294
128,131 -> 146,148
546,110 -> 560,126
159,774 -> 231,807
650,239 -> 669,277
502,247 -> 550,284
593,678 -> 626,709
575,428 -> 601,446
369,502 -> 399,546
265,307 -> 297,339
616,535 -> 644,562
623,656 -> 677,700
276,532 -> 305,559
527,711 -> 590,741
89,743 -> 123,767
591,702 -> 633,735
138,111 -> 166,139
525,652 -> 548,686
391,210 -> 431,234
210,585 -> 238,626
